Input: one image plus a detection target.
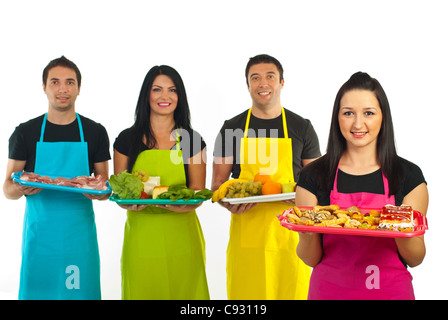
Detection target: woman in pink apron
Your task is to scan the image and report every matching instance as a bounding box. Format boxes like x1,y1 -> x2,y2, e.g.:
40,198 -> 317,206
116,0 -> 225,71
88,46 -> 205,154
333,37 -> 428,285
295,72 -> 428,300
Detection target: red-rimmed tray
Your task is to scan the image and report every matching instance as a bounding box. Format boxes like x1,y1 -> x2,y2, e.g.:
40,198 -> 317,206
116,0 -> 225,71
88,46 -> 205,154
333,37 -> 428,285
278,206 -> 428,238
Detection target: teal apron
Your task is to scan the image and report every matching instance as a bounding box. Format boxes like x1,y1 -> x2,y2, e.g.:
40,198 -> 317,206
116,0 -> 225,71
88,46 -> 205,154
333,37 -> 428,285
19,113 -> 101,300
121,137 -> 209,300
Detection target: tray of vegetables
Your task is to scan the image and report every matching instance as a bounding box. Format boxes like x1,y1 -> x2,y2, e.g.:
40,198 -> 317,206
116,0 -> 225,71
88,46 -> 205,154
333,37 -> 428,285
108,170 -> 213,205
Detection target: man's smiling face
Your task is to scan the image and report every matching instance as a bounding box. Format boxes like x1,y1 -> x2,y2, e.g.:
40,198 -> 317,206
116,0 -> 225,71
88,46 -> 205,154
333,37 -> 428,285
43,66 -> 80,112
247,63 -> 284,109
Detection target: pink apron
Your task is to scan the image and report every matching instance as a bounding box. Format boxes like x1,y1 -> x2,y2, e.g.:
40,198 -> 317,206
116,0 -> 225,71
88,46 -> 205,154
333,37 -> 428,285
308,167 -> 415,300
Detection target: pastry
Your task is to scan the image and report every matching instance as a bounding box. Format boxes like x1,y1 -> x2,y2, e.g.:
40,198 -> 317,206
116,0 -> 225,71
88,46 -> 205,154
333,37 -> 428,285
379,205 -> 414,232
346,206 -> 361,216
293,206 -> 303,217
287,213 -> 314,225
313,204 -> 340,212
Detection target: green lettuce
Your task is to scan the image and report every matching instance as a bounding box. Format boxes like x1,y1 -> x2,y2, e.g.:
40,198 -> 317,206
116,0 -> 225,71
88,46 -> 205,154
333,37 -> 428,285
109,171 -> 143,199
156,185 -> 213,201
193,189 -> 213,199
168,184 -> 188,192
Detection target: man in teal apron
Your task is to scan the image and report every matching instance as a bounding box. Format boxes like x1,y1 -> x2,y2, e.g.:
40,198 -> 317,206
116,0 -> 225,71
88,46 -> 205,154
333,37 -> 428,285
3,56 -> 110,299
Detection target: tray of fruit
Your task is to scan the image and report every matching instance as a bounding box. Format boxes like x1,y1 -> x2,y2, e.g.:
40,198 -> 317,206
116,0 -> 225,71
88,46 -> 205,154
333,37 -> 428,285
108,170 -> 213,205
213,175 -> 296,204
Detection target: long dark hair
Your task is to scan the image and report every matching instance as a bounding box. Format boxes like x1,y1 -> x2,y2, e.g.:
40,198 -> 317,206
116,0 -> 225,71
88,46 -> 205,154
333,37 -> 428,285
127,65 -> 192,171
306,72 -> 403,196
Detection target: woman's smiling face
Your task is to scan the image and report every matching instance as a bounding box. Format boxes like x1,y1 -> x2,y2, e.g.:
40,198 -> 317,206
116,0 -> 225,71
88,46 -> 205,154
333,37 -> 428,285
149,74 -> 178,116
338,89 -> 383,151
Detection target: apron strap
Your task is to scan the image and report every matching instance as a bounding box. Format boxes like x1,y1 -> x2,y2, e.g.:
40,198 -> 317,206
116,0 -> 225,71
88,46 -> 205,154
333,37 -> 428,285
172,128 -> 181,151
39,114 -> 48,142
333,168 -> 339,192
244,108 -> 288,138
243,109 -> 252,138
281,108 -> 288,139
76,113 -> 85,142
39,113 -> 85,142
382,171 -> 390,196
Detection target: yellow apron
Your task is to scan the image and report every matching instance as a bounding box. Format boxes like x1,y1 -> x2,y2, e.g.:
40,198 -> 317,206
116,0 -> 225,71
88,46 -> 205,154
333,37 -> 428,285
226,108 -> 310,300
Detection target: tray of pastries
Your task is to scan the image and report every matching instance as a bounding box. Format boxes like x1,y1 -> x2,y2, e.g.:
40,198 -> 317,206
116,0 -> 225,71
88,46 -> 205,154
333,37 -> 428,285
278,204 -> 427,238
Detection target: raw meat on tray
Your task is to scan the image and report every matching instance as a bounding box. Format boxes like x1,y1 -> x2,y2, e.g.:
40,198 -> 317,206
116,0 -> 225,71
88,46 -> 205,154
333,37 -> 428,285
20,172 -> 108,190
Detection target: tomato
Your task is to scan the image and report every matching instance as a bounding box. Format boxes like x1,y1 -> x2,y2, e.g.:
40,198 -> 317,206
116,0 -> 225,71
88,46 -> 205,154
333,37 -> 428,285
140,191 -> 150,199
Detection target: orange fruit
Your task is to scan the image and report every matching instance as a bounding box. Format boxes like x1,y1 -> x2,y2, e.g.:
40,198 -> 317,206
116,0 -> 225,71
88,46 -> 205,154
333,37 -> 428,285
254,173 -> 272,185
262,181 -> 282,195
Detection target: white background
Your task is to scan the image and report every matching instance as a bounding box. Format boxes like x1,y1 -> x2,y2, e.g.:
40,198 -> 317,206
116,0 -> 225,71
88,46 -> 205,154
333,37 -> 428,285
0,0 -> 447,300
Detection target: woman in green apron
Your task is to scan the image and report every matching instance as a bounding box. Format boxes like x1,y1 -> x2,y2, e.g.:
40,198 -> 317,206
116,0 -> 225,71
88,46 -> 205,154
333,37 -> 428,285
113,65 -> 209,300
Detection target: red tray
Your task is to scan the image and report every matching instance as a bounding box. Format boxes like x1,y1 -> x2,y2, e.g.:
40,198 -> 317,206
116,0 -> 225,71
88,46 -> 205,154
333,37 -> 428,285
278,207 -> 428,238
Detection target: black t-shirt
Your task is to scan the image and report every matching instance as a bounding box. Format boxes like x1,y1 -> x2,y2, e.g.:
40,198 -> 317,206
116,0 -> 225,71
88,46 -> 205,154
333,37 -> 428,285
213,108 -> 321,179
113,127 -> 206,187
8,114 -> 111,175
297,157 -> 426,206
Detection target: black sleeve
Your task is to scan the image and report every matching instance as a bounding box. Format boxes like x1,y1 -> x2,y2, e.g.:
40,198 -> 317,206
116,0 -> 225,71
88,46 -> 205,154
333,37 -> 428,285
213,122 -> 226,158
297,164 -> 320,196
8,115 -> 44,162
284,109 -> 321,160
8,126 -> 28,161
213,120 -> 242,158
213,111 -> 247,158
402,158 -> 426,193
113,128 -> 133,156
301,120 -> 321,159
395,158 -> 426,205
296,161 -> 331,205
212,118 -> 246,179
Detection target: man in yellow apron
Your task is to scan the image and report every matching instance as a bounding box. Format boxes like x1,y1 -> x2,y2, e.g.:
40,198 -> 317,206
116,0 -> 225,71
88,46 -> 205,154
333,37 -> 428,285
212,54 -> 321,299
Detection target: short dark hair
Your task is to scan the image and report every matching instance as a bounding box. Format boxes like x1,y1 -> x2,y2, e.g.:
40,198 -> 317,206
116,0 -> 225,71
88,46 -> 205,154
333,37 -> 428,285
245,54 -> 284,85
42,56 -> 82,87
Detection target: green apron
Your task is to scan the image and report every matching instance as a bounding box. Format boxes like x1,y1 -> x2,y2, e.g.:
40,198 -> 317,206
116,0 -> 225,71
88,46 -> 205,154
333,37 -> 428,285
121,139 -> 209,300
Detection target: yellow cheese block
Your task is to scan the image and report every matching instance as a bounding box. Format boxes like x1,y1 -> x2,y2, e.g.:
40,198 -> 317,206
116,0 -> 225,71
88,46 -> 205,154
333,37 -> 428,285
152,185 -> 169,199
